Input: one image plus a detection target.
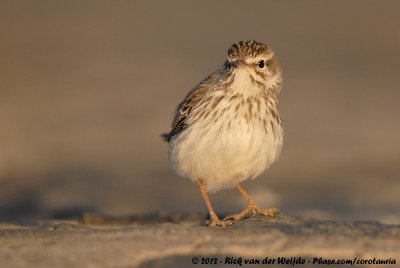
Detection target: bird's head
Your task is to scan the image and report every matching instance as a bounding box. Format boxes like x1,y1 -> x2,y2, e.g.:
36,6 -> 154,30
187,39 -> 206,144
223,41 -> 281,93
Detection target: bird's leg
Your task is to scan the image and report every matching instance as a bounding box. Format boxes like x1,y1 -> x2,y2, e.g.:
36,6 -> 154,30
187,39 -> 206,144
197,180 -> 232,227
224,184 -> 279,221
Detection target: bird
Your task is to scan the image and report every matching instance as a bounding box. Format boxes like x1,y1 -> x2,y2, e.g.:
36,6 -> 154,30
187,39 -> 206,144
163,41 -> 283,227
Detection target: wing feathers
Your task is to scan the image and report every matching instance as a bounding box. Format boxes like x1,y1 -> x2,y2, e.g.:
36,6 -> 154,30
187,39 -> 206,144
163,71 -> 219,142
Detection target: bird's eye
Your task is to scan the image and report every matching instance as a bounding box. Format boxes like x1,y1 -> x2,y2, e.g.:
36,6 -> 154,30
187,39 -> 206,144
258,60 -> 265,68
227,61 -> 231,69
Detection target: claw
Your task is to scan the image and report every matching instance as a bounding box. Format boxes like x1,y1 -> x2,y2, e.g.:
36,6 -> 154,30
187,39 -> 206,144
208,219 -> 233,227
224,205 -> 279,221
208,212 -> 233,227
257,207 -> 279,217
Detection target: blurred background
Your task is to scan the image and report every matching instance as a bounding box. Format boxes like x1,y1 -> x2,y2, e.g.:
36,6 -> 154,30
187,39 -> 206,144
0,0 -> 399,225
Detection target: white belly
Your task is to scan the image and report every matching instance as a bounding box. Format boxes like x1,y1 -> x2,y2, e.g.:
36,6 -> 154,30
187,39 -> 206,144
169,95 -> 283,193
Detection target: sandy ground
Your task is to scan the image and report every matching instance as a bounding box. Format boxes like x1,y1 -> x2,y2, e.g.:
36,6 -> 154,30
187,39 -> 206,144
0,213 -> 399,268
1,0 -> 400,225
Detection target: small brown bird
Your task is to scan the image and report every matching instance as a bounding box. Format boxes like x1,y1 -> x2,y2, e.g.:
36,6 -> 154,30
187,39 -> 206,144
164,41 -> 283,227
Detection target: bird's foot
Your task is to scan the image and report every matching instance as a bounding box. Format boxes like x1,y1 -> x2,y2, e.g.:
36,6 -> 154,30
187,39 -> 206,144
207,212 -> 233,227
223,204 -> 279,221
255,206 -> 279,217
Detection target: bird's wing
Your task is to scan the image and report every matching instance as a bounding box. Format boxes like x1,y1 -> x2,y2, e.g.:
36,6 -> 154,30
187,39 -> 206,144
163,71 -> 219,142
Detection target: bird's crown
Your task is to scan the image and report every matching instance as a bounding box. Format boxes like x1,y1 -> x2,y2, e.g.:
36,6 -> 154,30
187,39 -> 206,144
227,41 -> 271,61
